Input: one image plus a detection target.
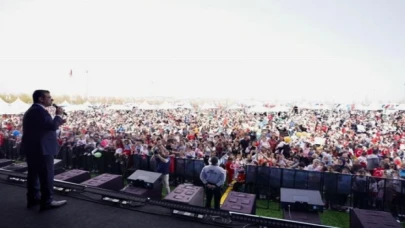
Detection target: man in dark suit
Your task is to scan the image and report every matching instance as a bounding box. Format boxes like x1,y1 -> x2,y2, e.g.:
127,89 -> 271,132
22,90 -> 67,211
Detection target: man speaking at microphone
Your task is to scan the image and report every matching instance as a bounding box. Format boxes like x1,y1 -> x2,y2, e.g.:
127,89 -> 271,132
22,90 -> 67,211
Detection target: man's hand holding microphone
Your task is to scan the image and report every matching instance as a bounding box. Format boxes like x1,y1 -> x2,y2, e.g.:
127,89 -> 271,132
53,104 -> 67,124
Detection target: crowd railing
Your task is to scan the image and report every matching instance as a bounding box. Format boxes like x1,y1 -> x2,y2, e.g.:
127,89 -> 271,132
1,138 -> 404,215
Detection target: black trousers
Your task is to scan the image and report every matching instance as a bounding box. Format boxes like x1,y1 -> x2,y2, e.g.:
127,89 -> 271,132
232,182 -> 244,192
353,191 -> 368,209
203,156 -> 209,166
205,185 -> 222,209
26,154 -> 54,205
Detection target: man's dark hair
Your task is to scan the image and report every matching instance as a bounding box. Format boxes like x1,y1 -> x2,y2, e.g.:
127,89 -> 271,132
210,157 -> 219,165
32,90 -> 50,103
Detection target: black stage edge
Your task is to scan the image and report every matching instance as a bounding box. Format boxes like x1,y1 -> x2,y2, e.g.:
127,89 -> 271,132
0,169 -> 335,228
0,182 -> 214,228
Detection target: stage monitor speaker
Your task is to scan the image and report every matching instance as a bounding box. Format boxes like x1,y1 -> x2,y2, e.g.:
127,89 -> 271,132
0,159 -> 14,168
121,185 -> 161,200
350,208 -> 401,228
20,159 -> 65,175
127,170 -> 162,190
53,159 -> 65,175
280,188 -> 324,212
221,191 -> 256,215
164,184 -> 204,207
81,173 -> 123,191
2,163 -> 28,173
283,209 -> 321,224
55,169 -> 91,183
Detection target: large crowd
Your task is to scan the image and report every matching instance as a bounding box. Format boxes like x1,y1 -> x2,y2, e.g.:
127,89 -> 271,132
1,104 -> 405,213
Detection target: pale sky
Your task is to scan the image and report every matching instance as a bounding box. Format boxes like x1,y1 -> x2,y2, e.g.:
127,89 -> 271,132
0,0 -> 404,103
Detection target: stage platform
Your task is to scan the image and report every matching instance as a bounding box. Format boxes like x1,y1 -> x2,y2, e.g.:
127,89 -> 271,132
0,182 -> 214,228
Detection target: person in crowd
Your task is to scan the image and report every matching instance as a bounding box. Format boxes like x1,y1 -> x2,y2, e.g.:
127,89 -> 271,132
1,99 -> 405,216
151,139 -> 171,194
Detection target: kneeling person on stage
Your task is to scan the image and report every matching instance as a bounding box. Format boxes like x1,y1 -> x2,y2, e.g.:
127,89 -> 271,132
199,157 -> 225,209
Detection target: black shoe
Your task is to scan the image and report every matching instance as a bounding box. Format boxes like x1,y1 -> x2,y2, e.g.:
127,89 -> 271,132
27,199 -> 40,209
39,200 -> 67,212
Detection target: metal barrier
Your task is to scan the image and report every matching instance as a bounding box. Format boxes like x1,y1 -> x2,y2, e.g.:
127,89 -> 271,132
245,165 -> 405,215
2,138 -> 404,215
0,138 -> 20,160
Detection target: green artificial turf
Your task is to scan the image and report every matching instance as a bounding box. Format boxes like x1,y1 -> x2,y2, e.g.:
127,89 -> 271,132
255,200 -> 349,228
86,173 -> 405,228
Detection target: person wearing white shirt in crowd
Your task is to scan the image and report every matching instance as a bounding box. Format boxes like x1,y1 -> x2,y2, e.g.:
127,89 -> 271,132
185,143 -> 196,159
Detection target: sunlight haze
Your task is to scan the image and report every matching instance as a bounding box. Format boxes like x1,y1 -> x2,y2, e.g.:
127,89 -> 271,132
0,0 -> 404,103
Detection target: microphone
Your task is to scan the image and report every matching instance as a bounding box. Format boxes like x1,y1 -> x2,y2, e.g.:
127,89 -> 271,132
52,104 -> 68,116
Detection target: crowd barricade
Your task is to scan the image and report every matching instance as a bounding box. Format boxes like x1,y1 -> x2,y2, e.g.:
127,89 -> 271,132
2,139 -> 404,215
0,138 -> 20,160
244,165 -> 405,214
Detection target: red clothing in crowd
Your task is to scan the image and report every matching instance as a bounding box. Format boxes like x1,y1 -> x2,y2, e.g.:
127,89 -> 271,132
115,139 -> 124,150
380,148 -> 389,157
236,172 -> 246,183
57,138 -> 64,146
269,139 -> 278,152
225,161 -> 234,184
169,156 -> 175,174
373,168 -> 384,177
123,148 -> 131,156
223,118 -> 228,126
0,132 -> 4,146
187,134 -> 195,140
268,115 -> 273,121
355,148 -> 364,157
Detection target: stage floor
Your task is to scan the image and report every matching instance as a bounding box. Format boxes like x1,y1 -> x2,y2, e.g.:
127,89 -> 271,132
0,182 -> 216,228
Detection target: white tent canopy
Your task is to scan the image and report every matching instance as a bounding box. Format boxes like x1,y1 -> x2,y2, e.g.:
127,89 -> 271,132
227,104 -> 243,110
200,103 -> 217,110
64,104 -> 92,112
241,100 -> 262,107
82,101 -> 93,107
0,98 -> 8,106
138,101 -> 156,110
248,105 -> 270,113
395,104 -> 405,111
312,104 -> 330,110
7,98 -> 30,114
158,101 -> 176,110
124,102 -> 139,107
299,103 -> 313,110
60,100 -> 71,106
269,105 -> 290,112
354,104 -> 367,111
106,104 -> 132,111
177,102 -> 193,109
0,99 -> 11,114
336,104 -> 349,110
367,103 -> 383,111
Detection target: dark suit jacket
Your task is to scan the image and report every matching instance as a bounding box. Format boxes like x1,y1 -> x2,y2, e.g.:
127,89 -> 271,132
21,104 -> 64,156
